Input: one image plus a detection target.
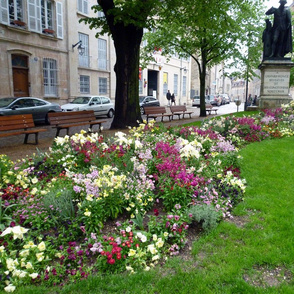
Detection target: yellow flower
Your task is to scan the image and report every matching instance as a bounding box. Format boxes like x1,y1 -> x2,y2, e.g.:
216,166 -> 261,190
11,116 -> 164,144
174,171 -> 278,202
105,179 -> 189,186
36,252 -> 44,262
84,209 -> 91,217
128,249 -> 136,257
37,241 -> 46,252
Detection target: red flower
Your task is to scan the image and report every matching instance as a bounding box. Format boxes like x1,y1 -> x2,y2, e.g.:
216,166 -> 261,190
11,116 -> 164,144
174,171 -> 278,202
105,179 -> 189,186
108,258 -> 115,264
154,209 -> 159,216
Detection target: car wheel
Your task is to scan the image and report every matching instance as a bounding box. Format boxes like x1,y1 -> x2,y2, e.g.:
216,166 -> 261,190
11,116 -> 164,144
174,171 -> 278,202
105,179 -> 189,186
140,107 -> 145,115
107,109 -> 114,118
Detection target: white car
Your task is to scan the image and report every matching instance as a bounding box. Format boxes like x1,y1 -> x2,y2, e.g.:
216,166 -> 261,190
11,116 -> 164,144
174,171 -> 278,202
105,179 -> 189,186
61,96 -> 115,118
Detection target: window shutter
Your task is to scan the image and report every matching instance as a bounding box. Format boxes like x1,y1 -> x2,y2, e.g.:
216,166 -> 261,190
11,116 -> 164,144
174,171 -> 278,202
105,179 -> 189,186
27,0 -> 41,32
56,2 -> 63,39
0,0 -> 9,24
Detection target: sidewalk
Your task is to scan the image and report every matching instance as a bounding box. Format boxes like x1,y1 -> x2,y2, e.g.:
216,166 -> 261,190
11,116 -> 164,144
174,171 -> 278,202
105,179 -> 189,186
0,103 -> 240,161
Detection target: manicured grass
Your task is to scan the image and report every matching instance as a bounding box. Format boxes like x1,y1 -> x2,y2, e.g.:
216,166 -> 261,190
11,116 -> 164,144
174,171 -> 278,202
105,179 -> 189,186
12,136 -> 294,294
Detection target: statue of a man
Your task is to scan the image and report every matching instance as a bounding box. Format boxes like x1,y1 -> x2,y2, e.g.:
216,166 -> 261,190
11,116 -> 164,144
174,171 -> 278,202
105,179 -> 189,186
266,0 -> 292,58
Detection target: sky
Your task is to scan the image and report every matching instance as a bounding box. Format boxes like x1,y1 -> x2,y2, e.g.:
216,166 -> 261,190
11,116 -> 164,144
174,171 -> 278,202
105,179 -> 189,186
265,0 -> 293,9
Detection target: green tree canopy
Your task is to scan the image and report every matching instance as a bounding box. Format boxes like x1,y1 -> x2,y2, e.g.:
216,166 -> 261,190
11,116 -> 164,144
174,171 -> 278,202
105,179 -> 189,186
142,0 -> 265,116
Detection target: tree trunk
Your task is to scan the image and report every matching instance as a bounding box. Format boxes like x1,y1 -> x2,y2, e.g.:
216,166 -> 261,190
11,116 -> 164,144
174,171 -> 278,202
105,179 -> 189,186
199,47 -> 207,117
110,25 -> 143,129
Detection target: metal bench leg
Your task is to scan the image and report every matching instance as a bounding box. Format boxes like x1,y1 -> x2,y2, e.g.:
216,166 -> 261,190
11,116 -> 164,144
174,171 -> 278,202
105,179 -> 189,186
24,133 -> 29,144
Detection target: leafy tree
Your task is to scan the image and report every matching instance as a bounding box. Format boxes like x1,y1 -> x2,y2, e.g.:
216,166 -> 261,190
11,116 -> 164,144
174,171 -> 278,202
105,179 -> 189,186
81,0 -> 162,129
143,0 -> 265,116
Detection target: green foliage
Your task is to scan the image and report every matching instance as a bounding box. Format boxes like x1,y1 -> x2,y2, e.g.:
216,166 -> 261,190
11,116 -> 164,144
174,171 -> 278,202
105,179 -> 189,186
42,189 -> 76,223
186,204 -> 219,231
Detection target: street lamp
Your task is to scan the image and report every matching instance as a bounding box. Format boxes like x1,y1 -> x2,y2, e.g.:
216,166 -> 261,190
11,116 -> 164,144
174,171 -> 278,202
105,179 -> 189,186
72,40 -> 85,55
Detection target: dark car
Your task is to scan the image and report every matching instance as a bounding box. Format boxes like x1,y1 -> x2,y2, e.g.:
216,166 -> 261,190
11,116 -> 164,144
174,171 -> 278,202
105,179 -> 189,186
0,97 -> 61,124
139,96 -> 160,114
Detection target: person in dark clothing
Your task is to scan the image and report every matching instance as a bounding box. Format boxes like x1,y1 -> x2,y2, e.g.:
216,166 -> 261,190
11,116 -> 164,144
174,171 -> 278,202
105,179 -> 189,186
166,90 -> 171,105
171,93 -> 176,105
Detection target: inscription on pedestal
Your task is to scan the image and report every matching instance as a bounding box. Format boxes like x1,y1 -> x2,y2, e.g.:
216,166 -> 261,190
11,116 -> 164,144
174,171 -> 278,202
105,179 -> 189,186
264,71 -> 290,95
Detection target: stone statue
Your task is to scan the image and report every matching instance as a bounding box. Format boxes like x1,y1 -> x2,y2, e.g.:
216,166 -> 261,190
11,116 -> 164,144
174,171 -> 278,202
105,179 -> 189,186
265,0 -> 292,58
262,19 -> 273,59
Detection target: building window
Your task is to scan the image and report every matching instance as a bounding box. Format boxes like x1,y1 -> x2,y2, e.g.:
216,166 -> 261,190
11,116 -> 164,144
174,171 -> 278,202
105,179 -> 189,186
8,0 -> 24,23
182,76 -> 187,96
80,75 -> 90,93
99,77 -> 107,95
41,0 -> 53,31
43,58 -> 58,96
163,72 -> 168,95
173,74 -> 178,95
98,38 -> 107,70
77,0 -> 88,14
79,33 -> 89,67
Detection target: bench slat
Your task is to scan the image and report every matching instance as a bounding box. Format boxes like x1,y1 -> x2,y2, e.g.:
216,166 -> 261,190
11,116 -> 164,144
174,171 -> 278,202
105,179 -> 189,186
0,114 -> 47,144
48,110 -> 106,137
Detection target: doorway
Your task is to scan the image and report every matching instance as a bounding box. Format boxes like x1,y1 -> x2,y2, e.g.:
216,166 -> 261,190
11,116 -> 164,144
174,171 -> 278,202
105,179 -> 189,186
11,54 -> 29,97
147,70 -> 158,98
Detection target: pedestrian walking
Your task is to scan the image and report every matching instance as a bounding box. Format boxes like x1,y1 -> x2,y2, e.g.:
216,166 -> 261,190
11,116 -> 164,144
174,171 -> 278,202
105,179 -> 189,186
166,90 -> 171,106
171,93 -> 176,105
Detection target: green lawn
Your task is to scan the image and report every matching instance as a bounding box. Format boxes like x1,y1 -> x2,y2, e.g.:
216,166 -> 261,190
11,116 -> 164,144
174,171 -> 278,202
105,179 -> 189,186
13,136 -> 294,294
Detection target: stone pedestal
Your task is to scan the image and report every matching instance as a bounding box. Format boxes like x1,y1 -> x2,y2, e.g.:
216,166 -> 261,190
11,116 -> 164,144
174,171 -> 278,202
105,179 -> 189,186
258,59 -> 294,109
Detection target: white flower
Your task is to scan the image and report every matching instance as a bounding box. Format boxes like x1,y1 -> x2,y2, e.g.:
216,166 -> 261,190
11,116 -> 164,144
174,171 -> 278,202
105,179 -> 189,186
37,241 -> 46,252
84,209 -> 91,217
25,262 -> 33,269
29,273 -> 39,279
4,284 -> 16,292
1,226 -> 29,240
36,252 -> 44,262
156,238 -> 164,248
31,177 -> 38,184
147,244 -> 158,254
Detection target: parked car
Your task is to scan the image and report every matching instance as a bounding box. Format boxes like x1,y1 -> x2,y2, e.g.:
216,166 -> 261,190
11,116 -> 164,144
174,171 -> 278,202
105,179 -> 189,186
210,95 -> 222,106
192,95 -> 211,107
205,95 -> 216,105
61,96 -> 115,118
219,93 -> 230,104
0,97 -> 61,124
139,96 -> 160,114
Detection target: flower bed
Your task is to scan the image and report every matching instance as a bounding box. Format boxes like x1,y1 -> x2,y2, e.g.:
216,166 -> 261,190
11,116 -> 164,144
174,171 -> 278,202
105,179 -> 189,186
1,102 -> 294,292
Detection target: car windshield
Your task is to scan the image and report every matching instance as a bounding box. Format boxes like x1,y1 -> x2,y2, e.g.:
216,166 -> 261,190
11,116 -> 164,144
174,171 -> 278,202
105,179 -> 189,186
71,97 -> 91,104
0,97 -> 16,107
139,96 -> 146,102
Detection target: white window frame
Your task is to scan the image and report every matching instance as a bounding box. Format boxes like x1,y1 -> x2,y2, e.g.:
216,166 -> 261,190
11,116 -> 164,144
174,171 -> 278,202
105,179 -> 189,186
0,0 -> 9,24
28,0 -> 41,33
41,0 -> 53,31
173,74 -> 178,95
56,1 -> 63,39
79,33 -> 89,67
43,58 -> 58,96
182,76 -> 187,96
80,75 -> 90,93
77,0 -> 88,15
8,0 -> 24,23
98,38 -> 107,70
99,77 -> 107,95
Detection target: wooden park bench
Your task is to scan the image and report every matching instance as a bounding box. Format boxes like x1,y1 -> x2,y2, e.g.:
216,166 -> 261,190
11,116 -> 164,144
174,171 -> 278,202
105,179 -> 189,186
0,114 -> 47,144
205,104 -> 218,115
170,105 -> 194,119
48,110 -> 107,137
143,106 -> 173,123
